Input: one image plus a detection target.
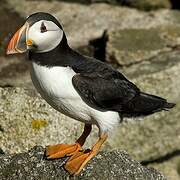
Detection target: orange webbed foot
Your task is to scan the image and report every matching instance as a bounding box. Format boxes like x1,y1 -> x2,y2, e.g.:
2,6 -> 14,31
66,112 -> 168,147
65,149 -> 93,175
65,133 -> 108,175
45,125 -> 92,160
46,143 -> 81,159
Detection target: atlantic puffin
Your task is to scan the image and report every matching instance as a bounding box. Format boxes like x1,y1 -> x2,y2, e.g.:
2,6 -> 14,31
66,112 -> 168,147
6,12 -> 175,175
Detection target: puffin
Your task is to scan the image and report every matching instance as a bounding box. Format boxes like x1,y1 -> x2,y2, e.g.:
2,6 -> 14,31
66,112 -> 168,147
6,12 -> 175,175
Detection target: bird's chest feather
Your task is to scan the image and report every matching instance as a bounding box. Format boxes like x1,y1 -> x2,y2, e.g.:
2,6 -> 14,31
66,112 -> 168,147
31,62 -> 77,97
30,62 -> 90,121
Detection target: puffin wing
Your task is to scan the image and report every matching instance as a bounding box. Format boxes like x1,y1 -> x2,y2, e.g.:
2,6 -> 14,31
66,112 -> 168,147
72,71 -> 140,112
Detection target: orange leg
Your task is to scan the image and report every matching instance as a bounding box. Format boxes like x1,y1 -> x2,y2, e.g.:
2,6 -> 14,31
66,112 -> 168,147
65,133 -> 108,175
46,124 -> 92,159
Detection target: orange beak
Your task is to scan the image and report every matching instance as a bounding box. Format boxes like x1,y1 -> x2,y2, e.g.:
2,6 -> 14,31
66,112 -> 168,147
6,23 -> 29,55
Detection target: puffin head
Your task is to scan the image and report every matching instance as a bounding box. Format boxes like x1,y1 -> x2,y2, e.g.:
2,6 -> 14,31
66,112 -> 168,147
6,12 -> 65,55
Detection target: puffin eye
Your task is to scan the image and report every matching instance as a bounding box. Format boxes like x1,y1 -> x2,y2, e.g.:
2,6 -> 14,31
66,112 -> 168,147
40,22 -> 47,33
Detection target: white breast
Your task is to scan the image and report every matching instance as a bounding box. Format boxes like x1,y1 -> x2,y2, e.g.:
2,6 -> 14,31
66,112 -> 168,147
30,62 -> 120,133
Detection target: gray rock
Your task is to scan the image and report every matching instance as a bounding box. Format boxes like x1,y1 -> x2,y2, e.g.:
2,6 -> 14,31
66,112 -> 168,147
29,0 -> 172,11
0,146 -> 166,180
147,153 -> 180,180
0,56 -> 32,88
106,26 -> 180,66
148,151 -> 180,180
117,0 -> 172,11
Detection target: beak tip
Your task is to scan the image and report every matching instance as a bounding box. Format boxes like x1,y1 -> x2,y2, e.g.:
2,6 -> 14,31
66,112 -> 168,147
6,49 -> 10,55
6,50 -> 10,55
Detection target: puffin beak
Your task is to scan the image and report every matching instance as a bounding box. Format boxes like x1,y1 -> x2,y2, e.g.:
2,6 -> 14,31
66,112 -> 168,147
6,22 -> 29,55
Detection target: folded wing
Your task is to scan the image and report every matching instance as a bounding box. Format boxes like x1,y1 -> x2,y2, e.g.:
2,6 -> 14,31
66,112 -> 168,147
72,71 -> 140,112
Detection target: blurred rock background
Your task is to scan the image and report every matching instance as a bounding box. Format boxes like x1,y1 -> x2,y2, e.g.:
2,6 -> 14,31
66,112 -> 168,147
0,0 -> 180,179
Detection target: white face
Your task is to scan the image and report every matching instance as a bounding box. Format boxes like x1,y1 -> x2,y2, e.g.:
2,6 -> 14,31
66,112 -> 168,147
27,20 -> 63,53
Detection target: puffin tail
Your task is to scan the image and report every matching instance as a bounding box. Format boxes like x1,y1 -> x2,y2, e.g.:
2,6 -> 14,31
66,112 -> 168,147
124,92 -> 175,117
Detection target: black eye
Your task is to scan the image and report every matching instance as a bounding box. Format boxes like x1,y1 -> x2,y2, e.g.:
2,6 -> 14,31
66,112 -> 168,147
40,22 -> 47,33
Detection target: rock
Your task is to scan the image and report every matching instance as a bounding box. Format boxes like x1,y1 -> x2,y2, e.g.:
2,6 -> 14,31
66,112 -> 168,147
43,0 -> 172,11
0,1 -> 24,56
147,153 -> 180,180
0,56 -> 32,88
120,50 -> 180,79
106,26 -> 180,66
0,146 -> 166,180
118,0 -> 172,11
